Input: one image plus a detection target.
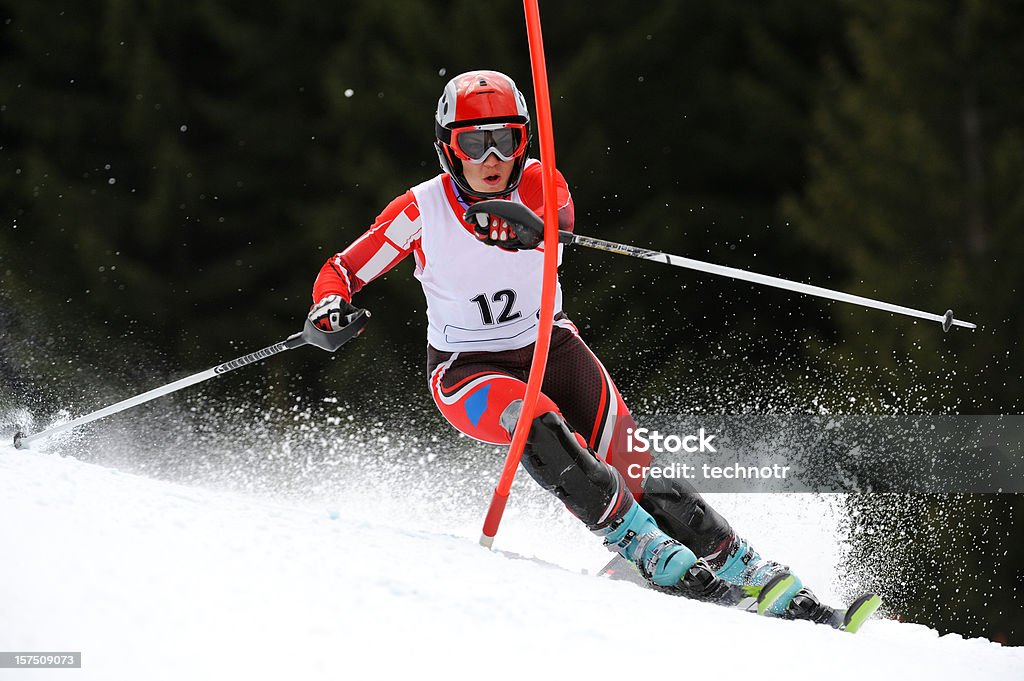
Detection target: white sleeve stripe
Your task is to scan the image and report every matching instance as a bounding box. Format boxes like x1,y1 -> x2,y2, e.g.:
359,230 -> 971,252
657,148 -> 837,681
354,242 -> 401,284
383,210 -> 421,250
331,255 -> 353,291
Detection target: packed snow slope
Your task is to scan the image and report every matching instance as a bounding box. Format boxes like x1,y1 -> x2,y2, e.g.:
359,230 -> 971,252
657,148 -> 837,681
1,446 -> 1021,681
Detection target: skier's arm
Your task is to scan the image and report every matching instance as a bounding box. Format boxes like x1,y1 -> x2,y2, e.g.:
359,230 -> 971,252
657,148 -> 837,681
466,162 -> 574,251
469,162 -> 575,250
312,191 -> 423,303
516,161 -> 575,233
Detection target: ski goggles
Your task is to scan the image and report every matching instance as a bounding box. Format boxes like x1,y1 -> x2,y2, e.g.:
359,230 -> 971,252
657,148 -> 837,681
447,122 -> 528,164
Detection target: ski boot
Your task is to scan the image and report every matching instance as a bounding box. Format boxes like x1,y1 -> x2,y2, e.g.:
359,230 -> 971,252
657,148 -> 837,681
785,588 -> 882,633
705,534 -> 804,616
708,534 -> 882,631
596,503 -> 794,614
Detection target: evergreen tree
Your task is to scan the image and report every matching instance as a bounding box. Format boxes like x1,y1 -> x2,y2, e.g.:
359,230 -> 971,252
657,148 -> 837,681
784,0 -> 1024,413
785,0 -> 1024,643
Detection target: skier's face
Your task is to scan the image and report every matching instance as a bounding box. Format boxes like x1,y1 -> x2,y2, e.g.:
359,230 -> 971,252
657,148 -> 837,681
461,153 -> 514,194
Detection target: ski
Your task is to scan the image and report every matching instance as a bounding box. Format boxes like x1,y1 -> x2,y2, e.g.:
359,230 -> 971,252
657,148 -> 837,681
599,554 -> 793,615
598,554 -> 881,632
836,593 -> 883,634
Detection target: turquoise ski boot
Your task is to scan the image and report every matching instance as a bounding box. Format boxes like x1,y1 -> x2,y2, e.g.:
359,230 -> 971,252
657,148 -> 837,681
706,535 -> 803,616
596,502 -> 795,613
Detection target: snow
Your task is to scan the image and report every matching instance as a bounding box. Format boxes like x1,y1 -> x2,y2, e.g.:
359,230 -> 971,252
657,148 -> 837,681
1,444 -> 1021,681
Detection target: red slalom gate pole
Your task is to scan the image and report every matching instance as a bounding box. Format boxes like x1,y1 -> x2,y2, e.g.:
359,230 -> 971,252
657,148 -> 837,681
479,0 -> 561,547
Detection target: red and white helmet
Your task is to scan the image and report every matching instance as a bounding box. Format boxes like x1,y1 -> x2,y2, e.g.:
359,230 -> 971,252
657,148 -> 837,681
434,70 -> 532,200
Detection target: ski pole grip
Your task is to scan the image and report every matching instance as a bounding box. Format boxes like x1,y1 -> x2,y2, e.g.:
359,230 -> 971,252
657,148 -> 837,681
296,309 -> 371,352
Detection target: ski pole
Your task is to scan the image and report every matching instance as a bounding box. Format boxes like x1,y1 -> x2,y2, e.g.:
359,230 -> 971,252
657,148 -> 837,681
558,231 -> 975,331
472,200 -> 976,331
12,312 -> 369,450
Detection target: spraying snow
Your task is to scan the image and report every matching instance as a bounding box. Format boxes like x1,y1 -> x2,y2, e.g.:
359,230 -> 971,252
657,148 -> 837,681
1,443 -> 1020,681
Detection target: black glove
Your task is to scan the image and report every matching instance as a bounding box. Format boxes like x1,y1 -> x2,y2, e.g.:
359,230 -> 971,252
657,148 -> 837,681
308,294 -> 361,332
465,200 -> 545,251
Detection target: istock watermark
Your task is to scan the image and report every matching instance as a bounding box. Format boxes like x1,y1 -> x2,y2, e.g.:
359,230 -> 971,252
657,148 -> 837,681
626,462 -> 792,481
616,415 -> 1024,493
625,427 -> 717,453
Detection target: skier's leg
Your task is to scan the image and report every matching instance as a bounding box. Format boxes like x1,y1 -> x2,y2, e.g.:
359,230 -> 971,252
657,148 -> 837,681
512,408 -> 693,585
637,474 -> 733,559
513,408 -> 786,606
540,322 -> 805,612
540,319 -> 646,496
427,347 -> 747,599
639,475 -> 802,614
520,327 -> 872,624
540,321 -> 738,558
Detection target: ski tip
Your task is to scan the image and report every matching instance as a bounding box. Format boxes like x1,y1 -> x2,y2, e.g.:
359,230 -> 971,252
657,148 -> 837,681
842,594 -> 882,634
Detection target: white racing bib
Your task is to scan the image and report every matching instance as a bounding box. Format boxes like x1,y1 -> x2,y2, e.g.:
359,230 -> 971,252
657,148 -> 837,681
412,173 -> 563,352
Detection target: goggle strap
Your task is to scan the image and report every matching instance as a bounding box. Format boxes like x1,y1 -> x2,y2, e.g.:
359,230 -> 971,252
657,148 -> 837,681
435,121 -> 452,144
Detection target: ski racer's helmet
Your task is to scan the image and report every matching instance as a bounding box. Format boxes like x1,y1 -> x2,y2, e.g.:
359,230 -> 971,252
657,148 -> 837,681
434,70 -> 531,200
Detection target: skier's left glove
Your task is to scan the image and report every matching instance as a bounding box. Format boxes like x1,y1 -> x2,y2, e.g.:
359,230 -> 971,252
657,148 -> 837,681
308,294 -> 362,332
465,200 -> 545,251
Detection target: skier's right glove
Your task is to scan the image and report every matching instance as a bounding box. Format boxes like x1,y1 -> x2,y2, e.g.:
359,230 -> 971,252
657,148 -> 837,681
464,200 -> 545,251
308,294 -> 362,333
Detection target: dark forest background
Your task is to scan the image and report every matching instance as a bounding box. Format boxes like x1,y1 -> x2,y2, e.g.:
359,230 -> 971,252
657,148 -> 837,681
1,1 -> 1022,644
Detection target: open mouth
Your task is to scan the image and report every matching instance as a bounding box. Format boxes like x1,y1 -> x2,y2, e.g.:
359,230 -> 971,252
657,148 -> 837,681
484,174 -> 502,185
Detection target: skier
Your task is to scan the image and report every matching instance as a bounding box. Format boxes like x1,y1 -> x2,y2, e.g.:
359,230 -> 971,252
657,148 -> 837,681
308,69 -> 858,625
